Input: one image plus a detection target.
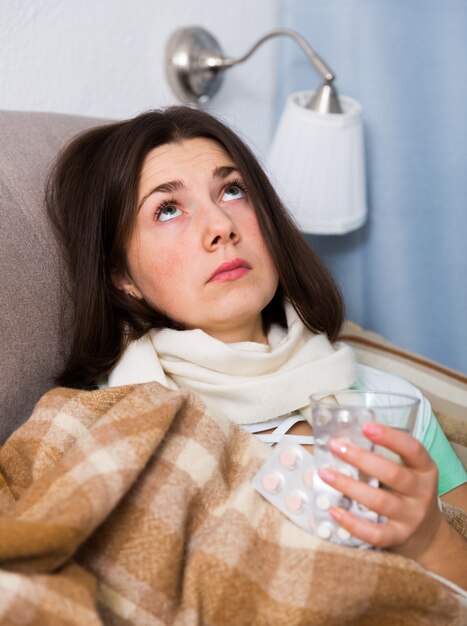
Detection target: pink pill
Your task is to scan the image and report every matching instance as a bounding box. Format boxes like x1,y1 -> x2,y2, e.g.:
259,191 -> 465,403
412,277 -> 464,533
285,491 -> 305,513
261,472 -> 282,493
280,447 -> 300,469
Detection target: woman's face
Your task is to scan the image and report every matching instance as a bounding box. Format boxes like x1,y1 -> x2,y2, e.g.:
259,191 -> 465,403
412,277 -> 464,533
114,137 -> 279,343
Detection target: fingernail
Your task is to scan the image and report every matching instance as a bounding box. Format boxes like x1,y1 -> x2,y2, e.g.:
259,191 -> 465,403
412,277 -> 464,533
363,423 -> 382,437
328,439 -> 348,455
319,468 -> 336,484
329,507 -> 344,522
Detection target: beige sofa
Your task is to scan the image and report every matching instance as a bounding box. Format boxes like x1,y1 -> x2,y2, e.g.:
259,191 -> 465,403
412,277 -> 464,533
0,109 -> 466,468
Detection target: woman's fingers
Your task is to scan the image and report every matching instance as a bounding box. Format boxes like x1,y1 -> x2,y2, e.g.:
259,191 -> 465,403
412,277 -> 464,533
328,505 -> 405,548
326,437 -> 417,494
362,423 -> 433,471
318,466 -> 403,519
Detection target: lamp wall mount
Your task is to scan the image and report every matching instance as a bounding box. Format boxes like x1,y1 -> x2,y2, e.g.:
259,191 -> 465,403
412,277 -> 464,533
165,26 -> 343,114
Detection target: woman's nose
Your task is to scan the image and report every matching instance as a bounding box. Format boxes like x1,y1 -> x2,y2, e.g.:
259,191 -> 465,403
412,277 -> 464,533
202,202 -> 240,250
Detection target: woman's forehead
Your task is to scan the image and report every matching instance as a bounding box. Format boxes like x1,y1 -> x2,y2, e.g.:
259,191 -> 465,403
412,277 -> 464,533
139,137 -> 236,186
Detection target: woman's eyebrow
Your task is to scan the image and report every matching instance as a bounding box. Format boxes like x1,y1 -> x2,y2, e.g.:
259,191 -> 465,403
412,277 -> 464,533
213,165 -> 239,178
138,179 -> 184,210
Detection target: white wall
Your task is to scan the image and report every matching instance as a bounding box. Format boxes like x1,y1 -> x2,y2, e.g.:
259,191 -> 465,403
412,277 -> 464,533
0,0 -> 279,157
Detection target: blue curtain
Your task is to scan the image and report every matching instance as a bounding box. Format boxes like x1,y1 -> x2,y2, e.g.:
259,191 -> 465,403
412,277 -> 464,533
277,0 -> 467,373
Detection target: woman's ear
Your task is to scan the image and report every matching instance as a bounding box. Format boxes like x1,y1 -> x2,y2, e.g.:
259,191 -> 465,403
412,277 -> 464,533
111,269 -> 143,300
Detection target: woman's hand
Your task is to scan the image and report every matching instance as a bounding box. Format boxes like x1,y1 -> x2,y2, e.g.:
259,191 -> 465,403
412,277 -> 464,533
318,423 -> 467,588
318,422 -> 466,563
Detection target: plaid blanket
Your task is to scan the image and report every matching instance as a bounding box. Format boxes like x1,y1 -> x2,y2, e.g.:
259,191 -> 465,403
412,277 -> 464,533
0,383 -> 465,625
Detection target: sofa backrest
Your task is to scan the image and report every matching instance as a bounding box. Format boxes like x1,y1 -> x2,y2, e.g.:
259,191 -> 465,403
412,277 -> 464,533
0,110 -> 105,442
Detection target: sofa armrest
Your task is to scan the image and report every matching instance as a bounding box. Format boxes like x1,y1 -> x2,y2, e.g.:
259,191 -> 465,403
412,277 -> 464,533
340,321 -> 467,469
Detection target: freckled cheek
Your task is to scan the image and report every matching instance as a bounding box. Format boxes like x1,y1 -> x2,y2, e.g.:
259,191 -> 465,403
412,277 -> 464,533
142,251 -> 188,288
244,219 -> 278,280
242,212 -> 269,245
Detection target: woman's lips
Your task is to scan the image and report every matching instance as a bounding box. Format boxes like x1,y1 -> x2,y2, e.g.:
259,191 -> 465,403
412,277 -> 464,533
209,258 -> 251,282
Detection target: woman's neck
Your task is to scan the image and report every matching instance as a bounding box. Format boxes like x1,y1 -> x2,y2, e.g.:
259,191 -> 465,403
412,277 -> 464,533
200,317 -> 268,345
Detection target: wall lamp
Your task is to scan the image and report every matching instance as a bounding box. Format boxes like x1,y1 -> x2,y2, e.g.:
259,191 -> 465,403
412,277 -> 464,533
165,26 -> 367,235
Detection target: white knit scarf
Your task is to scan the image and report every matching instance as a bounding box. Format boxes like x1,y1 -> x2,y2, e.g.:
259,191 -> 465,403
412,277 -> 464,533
107,302 -> 357,425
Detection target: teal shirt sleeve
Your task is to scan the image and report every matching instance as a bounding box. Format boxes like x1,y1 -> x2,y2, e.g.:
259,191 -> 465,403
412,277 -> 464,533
420,411 -> 467,496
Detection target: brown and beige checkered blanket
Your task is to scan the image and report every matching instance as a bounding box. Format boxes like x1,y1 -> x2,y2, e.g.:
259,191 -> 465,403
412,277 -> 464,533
0,383 -> 465,625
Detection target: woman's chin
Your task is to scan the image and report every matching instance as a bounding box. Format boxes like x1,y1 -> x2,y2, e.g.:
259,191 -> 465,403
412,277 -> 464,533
196,310 -> 266,344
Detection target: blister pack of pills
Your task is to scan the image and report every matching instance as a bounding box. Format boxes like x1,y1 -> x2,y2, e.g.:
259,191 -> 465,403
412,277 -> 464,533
252,407 -> 380,548
252,439 -> 316,535
312,405 -> 379,547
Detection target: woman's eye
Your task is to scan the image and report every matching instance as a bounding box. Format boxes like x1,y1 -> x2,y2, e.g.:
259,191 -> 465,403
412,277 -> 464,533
157,204 -> 182,222
222,184 -> 245,202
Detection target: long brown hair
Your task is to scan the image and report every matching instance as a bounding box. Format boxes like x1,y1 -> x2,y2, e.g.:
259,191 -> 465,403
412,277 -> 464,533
47,106 -> 344,388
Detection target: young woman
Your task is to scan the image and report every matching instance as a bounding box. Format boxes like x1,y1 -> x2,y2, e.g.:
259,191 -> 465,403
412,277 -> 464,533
47,106 -> 466,588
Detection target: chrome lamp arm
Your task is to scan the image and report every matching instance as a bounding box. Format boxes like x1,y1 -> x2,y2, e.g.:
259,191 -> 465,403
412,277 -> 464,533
165,26 -> 343,114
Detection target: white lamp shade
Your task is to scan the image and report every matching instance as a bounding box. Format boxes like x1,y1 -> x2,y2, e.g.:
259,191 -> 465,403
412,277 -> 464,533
267,91 -> 367,234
